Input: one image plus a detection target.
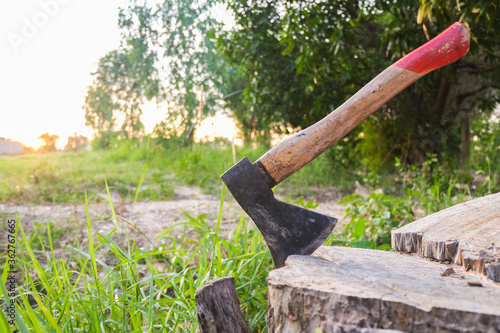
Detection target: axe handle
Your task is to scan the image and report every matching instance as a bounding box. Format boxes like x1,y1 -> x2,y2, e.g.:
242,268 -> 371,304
254,22 -> 470,188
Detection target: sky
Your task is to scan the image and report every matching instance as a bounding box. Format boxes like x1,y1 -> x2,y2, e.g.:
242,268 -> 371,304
0,0 -> 128,149
0,1 -> 241,149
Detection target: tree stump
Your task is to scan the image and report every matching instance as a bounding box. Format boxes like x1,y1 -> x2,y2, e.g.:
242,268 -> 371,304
267,246 -> 500,332
195,276 -> 250,333
392,192 -> 500,282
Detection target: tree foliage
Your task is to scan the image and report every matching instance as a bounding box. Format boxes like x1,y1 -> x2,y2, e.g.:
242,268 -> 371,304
220,1 -> 383,129
152,0 -> 223,142
84,0 -> 499,167
84,0 -> 233,146
38,133 -> 59,152
219,0 -> 500,167
84,4 -> 160,148
64,133 -> 89,152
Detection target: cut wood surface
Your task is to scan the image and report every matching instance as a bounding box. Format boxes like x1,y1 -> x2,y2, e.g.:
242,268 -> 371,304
392,192 -> 500,282
195,277 -> 250,333
267,246 -> 500,333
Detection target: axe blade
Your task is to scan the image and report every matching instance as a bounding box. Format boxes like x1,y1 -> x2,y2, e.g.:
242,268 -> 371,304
221,157 -> 337,268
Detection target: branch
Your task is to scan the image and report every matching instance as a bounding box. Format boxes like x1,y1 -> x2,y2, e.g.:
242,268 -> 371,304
457,61 -> 500,73
457,85 -> 490,105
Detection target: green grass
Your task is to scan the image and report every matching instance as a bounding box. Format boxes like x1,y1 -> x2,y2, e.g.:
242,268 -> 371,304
330,154 -> 499,249
0,144 -> 227,204
1,140 -> 499,332
0,140 -> 357,205
0,140 -> 359,332
0,188 -> 271,332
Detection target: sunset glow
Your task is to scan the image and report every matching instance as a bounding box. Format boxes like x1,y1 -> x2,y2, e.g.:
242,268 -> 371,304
0,0 -> 124,150
0,1 -> 237,150
195,114 -> 243,146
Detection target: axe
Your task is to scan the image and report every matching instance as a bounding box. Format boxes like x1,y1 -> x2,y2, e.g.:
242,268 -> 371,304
221,22 -> 470,268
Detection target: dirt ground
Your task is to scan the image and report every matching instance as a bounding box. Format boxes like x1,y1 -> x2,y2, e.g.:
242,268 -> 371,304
0,185 -> 348,251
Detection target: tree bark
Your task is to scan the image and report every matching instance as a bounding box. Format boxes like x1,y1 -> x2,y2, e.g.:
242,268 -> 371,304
195,277 -> 250,333
459,110 -> 471,168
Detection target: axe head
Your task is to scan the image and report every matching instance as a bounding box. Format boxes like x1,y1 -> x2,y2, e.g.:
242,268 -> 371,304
221,157 -> 337,268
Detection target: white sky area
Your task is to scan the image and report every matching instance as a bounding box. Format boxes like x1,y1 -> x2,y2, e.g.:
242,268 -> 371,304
0,0 -> 125,149
0,0 -> 239,149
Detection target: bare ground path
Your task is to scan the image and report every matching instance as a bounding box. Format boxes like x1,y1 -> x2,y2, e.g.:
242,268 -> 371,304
0,185 -> 347,251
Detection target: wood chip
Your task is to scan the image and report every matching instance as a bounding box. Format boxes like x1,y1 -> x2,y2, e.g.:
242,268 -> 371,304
466,281 -> 483,287
441,267 -> 455,276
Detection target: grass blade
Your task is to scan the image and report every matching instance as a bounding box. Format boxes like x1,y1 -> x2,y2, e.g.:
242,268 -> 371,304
105,179 -> 119,229
84,191 -> 104,333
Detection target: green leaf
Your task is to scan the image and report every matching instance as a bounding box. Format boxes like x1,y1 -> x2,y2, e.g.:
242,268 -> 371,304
377,244 -> 393,250
381,211 -> 391,219
353,218 -> 366,239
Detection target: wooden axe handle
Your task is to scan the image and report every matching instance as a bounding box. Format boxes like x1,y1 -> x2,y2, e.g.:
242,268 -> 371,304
255,22 -> 470,187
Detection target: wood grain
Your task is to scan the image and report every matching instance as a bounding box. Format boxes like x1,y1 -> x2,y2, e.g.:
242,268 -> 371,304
391,192 -> 500,283
267,246 -> 500,333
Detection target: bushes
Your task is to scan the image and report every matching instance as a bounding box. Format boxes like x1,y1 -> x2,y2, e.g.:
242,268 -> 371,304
335,154 -> 499,249
338,192 -> 413,249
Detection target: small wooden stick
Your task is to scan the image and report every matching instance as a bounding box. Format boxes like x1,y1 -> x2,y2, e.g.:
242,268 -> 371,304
195,277 -> 251,333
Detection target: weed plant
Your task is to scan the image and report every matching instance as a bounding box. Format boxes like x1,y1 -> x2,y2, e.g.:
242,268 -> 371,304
335,154 -> 499,248
0,188 -> 271,332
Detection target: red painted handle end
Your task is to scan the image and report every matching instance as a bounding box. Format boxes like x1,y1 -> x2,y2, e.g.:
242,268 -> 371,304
393,22 -> 470,75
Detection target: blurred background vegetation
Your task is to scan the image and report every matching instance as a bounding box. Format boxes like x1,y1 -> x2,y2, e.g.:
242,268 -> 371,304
80,0 -> 500,172
2,0 -> 498,273
3,0 -> 500,254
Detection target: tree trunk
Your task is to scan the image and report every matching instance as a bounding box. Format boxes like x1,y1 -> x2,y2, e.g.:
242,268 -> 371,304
458,111 -> 471,168
195,277 -> 251,333
268,247 -> 500,333
268,193 -> 500,332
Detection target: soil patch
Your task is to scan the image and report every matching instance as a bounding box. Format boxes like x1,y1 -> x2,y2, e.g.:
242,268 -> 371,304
0,185 -> 347,251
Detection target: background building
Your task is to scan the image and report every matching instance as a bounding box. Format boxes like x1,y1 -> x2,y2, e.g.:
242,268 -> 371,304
0,137 -> 24,154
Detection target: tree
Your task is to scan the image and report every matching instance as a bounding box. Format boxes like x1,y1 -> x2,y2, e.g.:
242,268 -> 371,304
83,77 -> 117,148
64,133 -> 89,152
153,0 -> 223,142
218,0 -> 500,167
219,1 -> 389,139
416,0 -> 500,168
38,133 -> 59,152
84,4 -> 160,148
84,0 -> 235,146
